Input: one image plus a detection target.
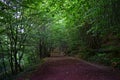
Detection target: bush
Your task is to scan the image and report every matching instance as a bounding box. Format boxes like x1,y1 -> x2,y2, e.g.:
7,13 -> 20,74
88,53 -> 110,65
79,52 -> 91,59
111,58 -> 120,69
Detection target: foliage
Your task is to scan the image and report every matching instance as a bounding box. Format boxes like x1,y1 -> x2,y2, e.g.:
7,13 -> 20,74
111,58 -> 120,69
88,53 -> 110,65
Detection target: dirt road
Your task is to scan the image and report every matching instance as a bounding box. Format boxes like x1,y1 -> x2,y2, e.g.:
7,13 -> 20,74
18,57 -> 120,80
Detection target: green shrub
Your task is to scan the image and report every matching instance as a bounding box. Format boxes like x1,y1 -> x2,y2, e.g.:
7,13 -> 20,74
111,58 -> 120,69
80,52 -> 91,59
88,53 -> 110,65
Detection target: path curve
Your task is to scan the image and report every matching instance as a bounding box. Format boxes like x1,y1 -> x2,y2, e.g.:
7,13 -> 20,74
18,57 -> 120,80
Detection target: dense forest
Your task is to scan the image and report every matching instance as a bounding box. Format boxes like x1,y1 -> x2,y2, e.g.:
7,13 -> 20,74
0,0 -> 120,80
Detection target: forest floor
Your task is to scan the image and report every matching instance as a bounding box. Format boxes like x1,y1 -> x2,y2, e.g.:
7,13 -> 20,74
17,56 -> 120,80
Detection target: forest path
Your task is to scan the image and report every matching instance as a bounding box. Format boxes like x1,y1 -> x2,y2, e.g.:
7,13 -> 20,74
18,57 -> 120,80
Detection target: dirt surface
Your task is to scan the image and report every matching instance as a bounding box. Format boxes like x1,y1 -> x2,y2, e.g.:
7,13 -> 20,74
18,57 -> 120,80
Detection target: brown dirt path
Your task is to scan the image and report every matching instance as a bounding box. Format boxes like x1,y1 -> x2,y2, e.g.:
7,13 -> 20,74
18,57 -> 120,80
